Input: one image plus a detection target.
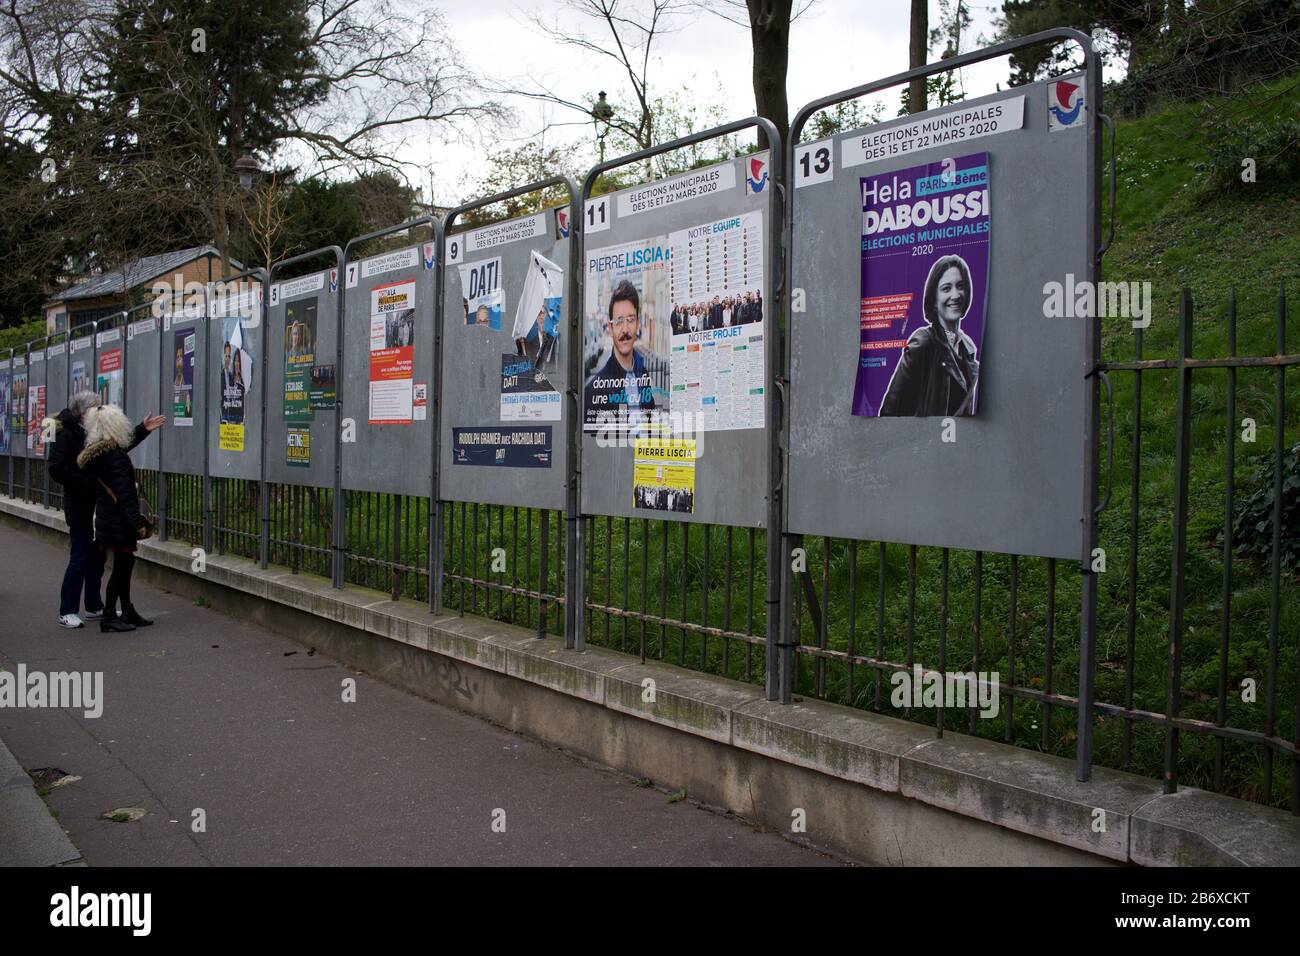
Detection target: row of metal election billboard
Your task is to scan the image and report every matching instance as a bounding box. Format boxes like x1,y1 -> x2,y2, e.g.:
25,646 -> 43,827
1,29 -> 1102,672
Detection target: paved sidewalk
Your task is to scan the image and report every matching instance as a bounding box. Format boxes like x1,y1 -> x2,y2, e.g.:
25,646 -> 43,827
0,522 -> 838,866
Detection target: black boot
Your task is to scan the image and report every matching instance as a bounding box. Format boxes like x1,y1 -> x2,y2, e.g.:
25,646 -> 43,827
100,615 -> 136,633
122,607 -> 153,627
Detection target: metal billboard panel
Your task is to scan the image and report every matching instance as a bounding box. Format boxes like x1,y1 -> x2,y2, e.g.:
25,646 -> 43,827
9,351 -> 28,459
579,152 -> 776,528
208,289 -> 264,481
266,270 -> 338,486
786,79 -> 1093,560
160,305 -> 207,476
0,353 -> 14,462
125,315 -> 161,472
45,339 -> 68,427
28,344 -> 48,460
440,208 -> 569,511
341,246 -> 435,496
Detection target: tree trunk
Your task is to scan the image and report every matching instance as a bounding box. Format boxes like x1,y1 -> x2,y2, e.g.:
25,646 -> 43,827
908,0 -> 928,114
748,0 -> 792,150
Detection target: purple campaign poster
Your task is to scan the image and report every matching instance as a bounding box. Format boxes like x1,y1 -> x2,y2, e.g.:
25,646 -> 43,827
853,151 -> 990,418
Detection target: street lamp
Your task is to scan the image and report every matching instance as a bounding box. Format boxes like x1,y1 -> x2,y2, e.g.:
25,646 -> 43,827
234,144 -> 261,191
591,91 -> 614,163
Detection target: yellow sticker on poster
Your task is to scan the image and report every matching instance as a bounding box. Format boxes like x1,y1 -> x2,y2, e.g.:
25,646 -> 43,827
219,423 -> 245,452
633,438 -> 695,513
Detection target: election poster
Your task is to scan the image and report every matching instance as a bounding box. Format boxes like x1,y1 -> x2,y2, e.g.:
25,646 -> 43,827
10,370 -> 26,439
284,297 -> 316,423
286,427 -> 311,468
853,151 -> 990,418
632,439 -> 696,514
368,279 -> 415,425
510,251 -> 563,369
96,347 -> 124,409
500,353 -> 560,422
27,384 -> 46,454
459,257 -> 504,331
583,210 -> 765,433
219,316 -> 252,452
665,211 -> 766,432
582,236 -> 672,431
452,426 -> 552,468
309,365 -> 336,409
172,329 -> 195,426
70,360 -> 88,396
0,368 -> 9,454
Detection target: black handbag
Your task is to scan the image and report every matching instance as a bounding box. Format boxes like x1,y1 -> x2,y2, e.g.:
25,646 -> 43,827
97,477 -> 156,540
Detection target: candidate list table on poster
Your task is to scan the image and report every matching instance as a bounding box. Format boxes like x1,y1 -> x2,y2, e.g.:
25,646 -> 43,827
668,211 -> 765,432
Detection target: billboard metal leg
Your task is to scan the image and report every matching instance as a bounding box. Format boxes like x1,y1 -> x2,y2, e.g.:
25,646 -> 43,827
777,532 -> 800,704
1076,567 -> 1098,781
429,500 -> 442,613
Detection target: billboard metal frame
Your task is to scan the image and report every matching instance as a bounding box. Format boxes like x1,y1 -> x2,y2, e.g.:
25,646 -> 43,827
440,182 -> 580,636
782,27 -> 1103,777
580,117 -> 783,671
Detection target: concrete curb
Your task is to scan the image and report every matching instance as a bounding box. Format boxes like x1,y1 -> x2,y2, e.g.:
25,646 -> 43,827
0,731 -> 83,867
4,493 -> 1297,866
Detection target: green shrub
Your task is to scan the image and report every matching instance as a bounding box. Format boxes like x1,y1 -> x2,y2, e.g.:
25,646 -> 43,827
1195,111 -> 1300,191
1230,442 -> 1300,570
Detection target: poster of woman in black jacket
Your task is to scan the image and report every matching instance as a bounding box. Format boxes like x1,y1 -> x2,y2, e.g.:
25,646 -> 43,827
879,255 -> 980,417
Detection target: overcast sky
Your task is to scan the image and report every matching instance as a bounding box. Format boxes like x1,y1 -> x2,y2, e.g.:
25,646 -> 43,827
408,0 -> 1020,205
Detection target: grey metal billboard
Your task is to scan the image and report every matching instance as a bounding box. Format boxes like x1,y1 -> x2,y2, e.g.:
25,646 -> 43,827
340,244 -> 435,497
266,268 -> 338,486
125,312 -> 161,472
0,352 -> 14,469
208,287 -> 264,481
160,304 -> 207,476
29,341 -> 47,468
45,337 -> 68,423
785,75 -> 1096,561
440,204 -> 573,511
9,350 -> 28,460
578,151 -> 778,529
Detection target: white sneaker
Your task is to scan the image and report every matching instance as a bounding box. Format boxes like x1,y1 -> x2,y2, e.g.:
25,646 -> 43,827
83,609 -> 104,621
58,614 -> 85,629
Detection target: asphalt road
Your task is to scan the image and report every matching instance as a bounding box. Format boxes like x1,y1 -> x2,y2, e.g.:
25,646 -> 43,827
0,521 -> 838,866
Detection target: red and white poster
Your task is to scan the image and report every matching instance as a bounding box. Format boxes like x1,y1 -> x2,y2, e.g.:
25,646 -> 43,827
368,279 -> 415,425
97,347 -> 124,409
27,385 -> 46,454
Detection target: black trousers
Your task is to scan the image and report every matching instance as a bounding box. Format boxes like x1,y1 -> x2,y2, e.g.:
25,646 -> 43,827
103,550 -> 136,618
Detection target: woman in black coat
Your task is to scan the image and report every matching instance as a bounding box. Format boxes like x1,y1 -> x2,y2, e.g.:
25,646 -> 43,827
879,255 -> 981,417
77,404 -> 152,632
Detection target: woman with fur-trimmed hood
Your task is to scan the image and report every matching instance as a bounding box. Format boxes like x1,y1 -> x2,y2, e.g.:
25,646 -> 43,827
77,404 -> 152,632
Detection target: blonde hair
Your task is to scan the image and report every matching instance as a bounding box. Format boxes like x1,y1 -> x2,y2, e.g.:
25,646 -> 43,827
84,403 -> 133,449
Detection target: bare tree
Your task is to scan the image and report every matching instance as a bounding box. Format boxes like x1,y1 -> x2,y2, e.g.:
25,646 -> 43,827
286,0 -> 506,175
908,0 -> 928,113
694,0 -> 818,147
500,0 -> 685,175
241,173 -> 292,275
